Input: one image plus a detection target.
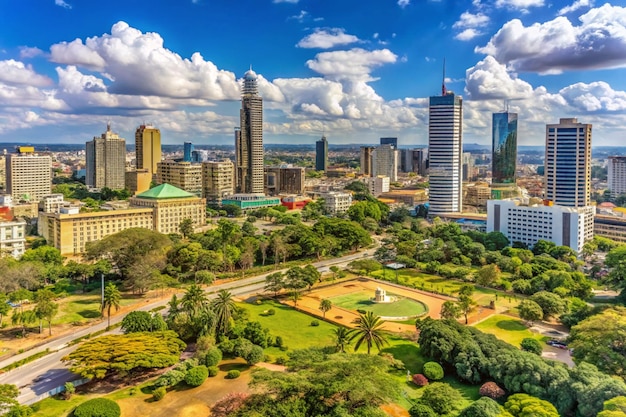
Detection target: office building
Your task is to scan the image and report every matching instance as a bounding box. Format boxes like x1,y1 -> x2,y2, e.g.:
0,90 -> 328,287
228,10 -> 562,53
463,153 -> 475,182
235,68 -> 264,194
265,166 -> 305,195
545,118 -> 592,207
608,156 -> 626,198
320,191 -> 352,214
0,155 -> 5,191
428,92 -> 463,215
0,219 -> 26,258
594,214 -> 626,244
380,137 -> 398,148
365,176 -> 390,197
39,194 -> 66,213
6,147 -> 52,202
183,142 -> 194,162
202,160 -> 234,204
372,144 -> 398,182
156,161 -> 202,196
125,169 -> 152,195
135,124 -> 162,179
360,146 -> 375,176
400,148 -> 428,175
316,135 -> 328,172
492,112 -> 518,185
86,123 -> 126,190
221,194 -> 281,211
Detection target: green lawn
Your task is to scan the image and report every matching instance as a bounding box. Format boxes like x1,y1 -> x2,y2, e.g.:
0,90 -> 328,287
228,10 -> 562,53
329,290 -> 427,318
473,314 -> 548,347
53,291 -> 139,325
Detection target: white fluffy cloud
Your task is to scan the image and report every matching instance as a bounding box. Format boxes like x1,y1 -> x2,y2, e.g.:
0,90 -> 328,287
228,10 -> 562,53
306,48 -> 397,81
560,81 -> 626,112
453,12 -> 489,40
495,0 -> 544,11
455,29 -> 482,41
19,47 -> 44,59
55,0 -> 71,9
476,4 -> 626,73
558,0 -> 593,15
465,56 -> 534,100
0,60 -> 52,87
297,28 -> 360,49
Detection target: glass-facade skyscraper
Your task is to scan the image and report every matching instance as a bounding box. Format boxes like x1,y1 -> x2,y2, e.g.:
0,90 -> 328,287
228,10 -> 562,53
315,135 -> 328,172
428,93 -> 463,215
183,142 -> 194,162
380,137 -> 397,148
492,112 -> 518,185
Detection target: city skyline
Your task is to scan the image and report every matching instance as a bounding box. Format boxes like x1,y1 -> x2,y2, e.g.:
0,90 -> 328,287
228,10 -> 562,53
1,0 -> 626,146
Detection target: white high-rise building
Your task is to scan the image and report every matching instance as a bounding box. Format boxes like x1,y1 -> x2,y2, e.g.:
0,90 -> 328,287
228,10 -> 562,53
487,199 -> 594,253
545,118 -> 591,207
608,156 -> 626,198
372,144 -> 398,182
6,147 -> 52,202
428,93 -> 463,215
236,68 -> 264,194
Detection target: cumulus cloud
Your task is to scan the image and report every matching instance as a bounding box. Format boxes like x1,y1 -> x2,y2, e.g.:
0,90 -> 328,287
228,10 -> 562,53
455,28 -> 482,41
55,0 -> 71,8
476,4 -> 626,73
0,60 -> 53,87
306,48 -> 397,81
297,28 -> 360,49
453,11 -> 489,40
558,0 -> 593,15
465,56 -> 534,100
495,0 -> 544,11
559,81 -> 626,112
49,22 -> 240,100
19,47 -> 44,59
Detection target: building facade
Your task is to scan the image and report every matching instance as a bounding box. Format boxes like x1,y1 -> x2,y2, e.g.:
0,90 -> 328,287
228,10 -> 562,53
360,146 -> 375,177
428,93 -> 463,215
125,169 -> 152,195
6,148 -> 52,202
0,219 -> 26,258
321,191 -> 352,214
487,199 -> 594,253
365,175 -> 390,197
86,124 -> 126,190
380,137 -> 398,148
222,194 -> 281,211
135,124 -> 162,179
264,166 -> 305,195
202,160 -> 234,203
183,142 -> 194,162
236,69 -> 264,194
492,112 -> 518,185
372,144 -> 398,182
156,161 -> 203,196
400,148 -> 428,175
594,214 -> 626,244
608,156 -> 626,198
545,118 -> 592,207
315,135 -> 328,172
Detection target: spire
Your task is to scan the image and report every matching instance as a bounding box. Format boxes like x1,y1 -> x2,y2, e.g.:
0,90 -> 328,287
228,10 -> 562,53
107,120 -> 111,132
442,58 -> 447,96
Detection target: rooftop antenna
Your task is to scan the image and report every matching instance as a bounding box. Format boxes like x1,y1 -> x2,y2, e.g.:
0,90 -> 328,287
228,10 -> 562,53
442,58 -> 447,96
107,120 -> 111,132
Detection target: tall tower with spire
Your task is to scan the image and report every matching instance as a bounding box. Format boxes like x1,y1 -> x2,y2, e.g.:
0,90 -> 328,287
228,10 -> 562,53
236,68 -> 264,194
428,62 -> 463,215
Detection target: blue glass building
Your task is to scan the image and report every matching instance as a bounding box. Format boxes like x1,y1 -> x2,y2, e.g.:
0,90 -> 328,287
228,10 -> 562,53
492,112 -> 518,185
183,142 -> 194,162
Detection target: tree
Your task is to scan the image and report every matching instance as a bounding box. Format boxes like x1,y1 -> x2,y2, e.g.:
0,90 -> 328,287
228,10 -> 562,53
419,382 -> 464,415
11,309 -> 36,337
329,265 -> 340,280
179,218 -> 194,239
121,311 -> 153,333
459,397 -> 510,417
264,272 -> 284,297
63,381 -> 76,400
319,299 -> 332,318
101,282 -> 121,328
34,297 -> 58,336
350,311 -> 389,354
64,331 -> 185,379
458,285 -> 477,324
301,264 -> 321,290
348,259 -> 382,276
520,338 -> 543,355
0,384 -> 20,415
0,293 -> 10,326
440,300 -> 461,320
73,398 -> 121,417
211,289 -> 237,338
517,300 -> 544,325
185,365 -> 208,387
333,327 -> 352,353
182,284 -> 208,319
290,290 -> 301,308
504,394 -> 559,417
530,291 -> 567,320
476,264 -> 501,287
409,404 -> 437,417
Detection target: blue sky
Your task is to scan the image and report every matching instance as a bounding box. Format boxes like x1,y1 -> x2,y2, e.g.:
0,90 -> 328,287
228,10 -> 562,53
1,0 -> 625,147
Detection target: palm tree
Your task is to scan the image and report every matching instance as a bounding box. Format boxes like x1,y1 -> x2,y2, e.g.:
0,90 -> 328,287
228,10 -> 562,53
211,289 -> 237,338
182,284 -> 208,319
350,311 -> 389,355
319,299 -> 332,318
333,327 -> 352,353
101,282 -> 121,328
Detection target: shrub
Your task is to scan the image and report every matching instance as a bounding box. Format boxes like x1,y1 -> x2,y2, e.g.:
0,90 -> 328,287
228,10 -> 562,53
479,382 -> 506,400
419,382 -> 463,415
185,365 -> 209,387
274,336 -> 284,347
356,309 -> 367,314
275,356 -> 286,365
208,366 -> 219,377
226,370 -> 240,379
152,387 -> 166,401
74,398 -> 121,417
205,347 -> 223,367
242,345 -> 264,365
422,362 -> 444,380
267,308 -> 275,316
409,404 -> 437,417
154,369 -> 186,388
412,374 -> 428,386
310,320 -> 320,327
459,397 -> 503,417
520,338 -> 543,356
279,345 -> 289,351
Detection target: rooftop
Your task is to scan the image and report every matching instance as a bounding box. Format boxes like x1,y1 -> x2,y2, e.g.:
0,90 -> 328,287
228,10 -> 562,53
135,183 -> 196,200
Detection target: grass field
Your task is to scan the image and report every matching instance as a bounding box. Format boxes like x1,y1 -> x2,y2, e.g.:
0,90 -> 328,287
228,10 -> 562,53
473,314 -> 548,347
54,290 -> 138,325
329,290 -> 427,318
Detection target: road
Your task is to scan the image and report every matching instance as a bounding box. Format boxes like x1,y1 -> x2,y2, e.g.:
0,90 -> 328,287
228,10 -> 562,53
0,248 -> 374,405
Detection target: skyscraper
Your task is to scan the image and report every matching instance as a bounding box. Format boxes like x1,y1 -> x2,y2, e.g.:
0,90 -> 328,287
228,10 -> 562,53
315,135 -> 328,172
492,112 -> 518,185
183,142 -> 194,162
545,118 -> 592,207
428,93 -> 463,215
6,147 -> 52,202
360,146 -> 374,176
235,68 -> 264,194
372,144 -> 398,181
380,137 -> 398,148
607,156 -> 626,198
86,123 -> 126,190
135,124 -> 161,179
